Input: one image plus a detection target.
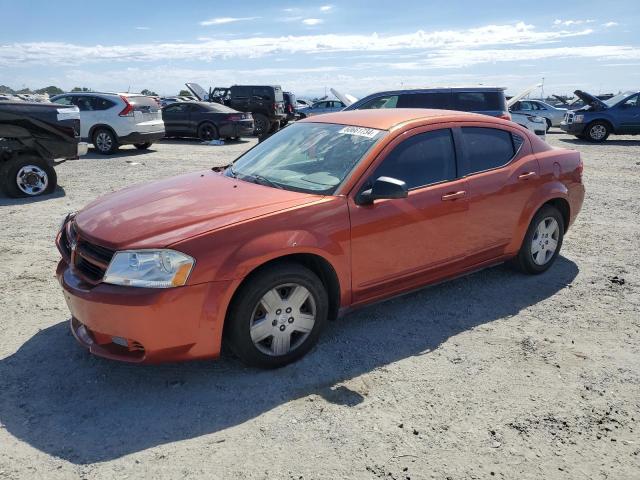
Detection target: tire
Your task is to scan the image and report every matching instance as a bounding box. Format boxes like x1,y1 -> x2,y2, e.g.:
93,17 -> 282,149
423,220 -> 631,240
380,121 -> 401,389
513,205 -> 565,274
225,262 -> 329,368
0,156 -> 57,198
197,122 -> 219,141
545,118 -> 552,132
134,142 -> 152,150
252,114 -> 269,136
92,128 -> 119,154
269,121 -> 281,134
585,121 -> 610,143
575,133 -> 586,140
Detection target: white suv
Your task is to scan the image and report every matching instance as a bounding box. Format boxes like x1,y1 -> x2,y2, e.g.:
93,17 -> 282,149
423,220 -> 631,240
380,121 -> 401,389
50,92 -> 165,154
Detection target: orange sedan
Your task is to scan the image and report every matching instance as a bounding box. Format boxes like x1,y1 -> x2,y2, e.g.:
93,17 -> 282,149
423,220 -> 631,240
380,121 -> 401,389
56,109 -> 584,368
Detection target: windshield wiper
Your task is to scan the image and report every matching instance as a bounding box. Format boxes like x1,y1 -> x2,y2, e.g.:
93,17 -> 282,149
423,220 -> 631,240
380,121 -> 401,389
249,174 -> 283,189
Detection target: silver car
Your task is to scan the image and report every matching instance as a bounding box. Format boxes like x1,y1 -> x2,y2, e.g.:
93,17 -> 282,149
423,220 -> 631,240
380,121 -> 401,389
300,100 -> 346,118
510,100 -> 567,130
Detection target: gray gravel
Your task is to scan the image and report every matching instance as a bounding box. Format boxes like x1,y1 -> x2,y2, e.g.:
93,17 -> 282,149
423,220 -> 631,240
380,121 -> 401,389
0,132 -> 639,479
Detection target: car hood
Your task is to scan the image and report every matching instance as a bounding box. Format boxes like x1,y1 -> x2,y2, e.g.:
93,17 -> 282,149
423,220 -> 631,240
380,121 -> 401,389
75,171 -> 319,249
573,90 -> 608,110
507,83 -> 542,108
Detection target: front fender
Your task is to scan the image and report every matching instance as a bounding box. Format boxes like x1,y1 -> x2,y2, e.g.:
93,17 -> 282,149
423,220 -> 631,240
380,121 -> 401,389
506,181 -> 569,255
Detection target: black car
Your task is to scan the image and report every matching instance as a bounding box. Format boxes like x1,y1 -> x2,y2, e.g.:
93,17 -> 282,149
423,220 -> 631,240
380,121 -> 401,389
162,102 -> 254,141
282,91 -> 297,126
185,83 -> 285,136
0,101 -> 87,197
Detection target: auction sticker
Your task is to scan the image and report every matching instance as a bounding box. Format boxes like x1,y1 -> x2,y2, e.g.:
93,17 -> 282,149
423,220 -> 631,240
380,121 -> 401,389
338,126 -> 381,139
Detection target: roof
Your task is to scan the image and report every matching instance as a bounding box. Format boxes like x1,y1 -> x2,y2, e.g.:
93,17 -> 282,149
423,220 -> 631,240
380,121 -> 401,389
299,108 -> 496,130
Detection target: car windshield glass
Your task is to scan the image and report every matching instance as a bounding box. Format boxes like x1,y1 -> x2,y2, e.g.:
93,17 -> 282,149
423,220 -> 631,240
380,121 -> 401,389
604,91 -> 635,107
227,122 -> 385,195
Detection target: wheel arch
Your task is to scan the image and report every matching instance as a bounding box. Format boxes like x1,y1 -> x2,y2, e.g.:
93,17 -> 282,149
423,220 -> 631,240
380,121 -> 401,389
586,117 -> 614,133
89,124 -> 118,142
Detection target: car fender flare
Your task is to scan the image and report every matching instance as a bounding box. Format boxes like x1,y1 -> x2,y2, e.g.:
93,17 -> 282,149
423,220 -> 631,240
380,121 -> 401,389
506,181 -> 569,254
89,124 -> 119,143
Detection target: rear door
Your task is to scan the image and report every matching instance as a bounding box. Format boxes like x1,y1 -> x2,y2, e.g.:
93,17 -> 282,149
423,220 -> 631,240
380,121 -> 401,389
458,126 -> 540,263
617,94 -> 640,133
349,127 -> 469,303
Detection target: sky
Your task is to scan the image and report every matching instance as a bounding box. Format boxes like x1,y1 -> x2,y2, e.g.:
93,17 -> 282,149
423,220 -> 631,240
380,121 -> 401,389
1,0 -> 638,99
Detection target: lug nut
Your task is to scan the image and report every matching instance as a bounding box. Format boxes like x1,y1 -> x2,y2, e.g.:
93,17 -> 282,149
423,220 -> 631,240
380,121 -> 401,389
288,317 -> 294,323
272,320 -> 277,326
279,325 -> 286,331
285,307 -> 292,313
276,309 -> 282,315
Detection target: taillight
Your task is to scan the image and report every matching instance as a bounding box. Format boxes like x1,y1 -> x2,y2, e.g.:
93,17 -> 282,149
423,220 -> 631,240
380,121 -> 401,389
119,95 -> 133,117
498,112 -> 512,121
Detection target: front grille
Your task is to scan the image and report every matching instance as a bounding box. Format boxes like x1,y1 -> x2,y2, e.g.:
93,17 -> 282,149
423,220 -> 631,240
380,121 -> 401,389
60,220 -> 115,285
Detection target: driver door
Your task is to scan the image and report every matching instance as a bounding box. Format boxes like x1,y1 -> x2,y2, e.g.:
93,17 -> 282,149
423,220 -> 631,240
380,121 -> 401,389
348,127 -> 469,304
618,94 -> 640,134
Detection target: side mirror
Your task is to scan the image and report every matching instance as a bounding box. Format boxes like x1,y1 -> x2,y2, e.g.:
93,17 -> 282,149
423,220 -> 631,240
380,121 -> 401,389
356,176 -> 408,205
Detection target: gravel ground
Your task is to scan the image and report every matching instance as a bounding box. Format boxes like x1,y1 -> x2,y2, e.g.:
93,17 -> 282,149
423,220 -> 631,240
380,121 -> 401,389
0,131 -> 638,479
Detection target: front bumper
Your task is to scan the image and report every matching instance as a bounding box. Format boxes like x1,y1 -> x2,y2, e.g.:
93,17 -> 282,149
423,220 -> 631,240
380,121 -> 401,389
560,121 -> 586,135
57,259 -> 232,363
118,130 -> 166,145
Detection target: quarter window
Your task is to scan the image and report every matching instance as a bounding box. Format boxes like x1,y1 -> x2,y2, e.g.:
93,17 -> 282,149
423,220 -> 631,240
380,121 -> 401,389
52,96 -> 73,106
461,127 -> 518,174
359,95 -> 399,109
396,93 -> 452,109
372,129 -> 456,190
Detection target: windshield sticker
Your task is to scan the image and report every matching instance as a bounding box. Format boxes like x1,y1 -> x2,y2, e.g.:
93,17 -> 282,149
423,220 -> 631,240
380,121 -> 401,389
338,126 -> 381,139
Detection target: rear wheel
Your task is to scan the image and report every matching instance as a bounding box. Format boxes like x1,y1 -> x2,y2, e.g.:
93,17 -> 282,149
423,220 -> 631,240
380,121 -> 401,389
545,118 -> 552,132
198,122 -> 218,141
586,121 -> 610,143
134,142 -> 152,150
225,262 -> 328,368
513,205 -> 564,274
93,128 -> 119,154
252,114 -> 269,136
0,156 -> 57,198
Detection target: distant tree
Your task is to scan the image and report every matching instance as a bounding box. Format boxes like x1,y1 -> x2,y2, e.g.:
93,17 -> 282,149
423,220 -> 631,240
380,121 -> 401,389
141,89 -> 158,96
0,85 -> 15,94
16,88 -> 33,94
178,89 -> 192,97
71,87 -> 92,92
35,85 -> 64,95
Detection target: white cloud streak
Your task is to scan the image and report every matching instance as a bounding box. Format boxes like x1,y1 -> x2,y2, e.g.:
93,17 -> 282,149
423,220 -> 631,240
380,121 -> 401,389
302,18 -> 323,26
320,5 -> 333,12
0,22 -> 595,67
199,16 -> 259,26
553,19 -> 594,26
603,21 -> 619,28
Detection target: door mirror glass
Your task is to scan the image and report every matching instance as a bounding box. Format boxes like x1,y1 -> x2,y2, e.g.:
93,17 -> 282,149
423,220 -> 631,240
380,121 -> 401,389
357,176 -> 408,205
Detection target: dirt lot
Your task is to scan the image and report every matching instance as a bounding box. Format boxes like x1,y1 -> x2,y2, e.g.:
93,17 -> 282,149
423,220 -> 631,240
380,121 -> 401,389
0,131 -> 638,479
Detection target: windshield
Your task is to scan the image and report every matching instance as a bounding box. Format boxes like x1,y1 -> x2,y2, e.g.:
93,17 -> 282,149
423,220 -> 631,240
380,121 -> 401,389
227,122 -> 385,195
605,91 -> 636,107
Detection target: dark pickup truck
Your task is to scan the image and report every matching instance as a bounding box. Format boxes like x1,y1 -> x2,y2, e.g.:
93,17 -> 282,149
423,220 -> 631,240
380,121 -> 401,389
0,101 -> 87,197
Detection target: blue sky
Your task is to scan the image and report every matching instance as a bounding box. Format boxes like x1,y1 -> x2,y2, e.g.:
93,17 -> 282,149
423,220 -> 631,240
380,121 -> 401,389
1,0 -> 638,98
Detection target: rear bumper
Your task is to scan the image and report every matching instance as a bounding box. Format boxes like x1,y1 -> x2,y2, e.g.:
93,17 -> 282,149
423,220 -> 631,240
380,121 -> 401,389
57,259 -> 232,363
118,130 -> 165,145
219,121 -> 254,138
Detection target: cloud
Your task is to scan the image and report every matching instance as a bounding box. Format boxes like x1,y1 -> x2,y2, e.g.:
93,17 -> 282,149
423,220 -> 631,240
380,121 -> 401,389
320,5 -> 333,12
135,26 -> 150,31
0,22 -> 600,68
199,16 -> 259,26
302,18 -> 323,26
553,19 -> 594,26
603,21 -> 619,28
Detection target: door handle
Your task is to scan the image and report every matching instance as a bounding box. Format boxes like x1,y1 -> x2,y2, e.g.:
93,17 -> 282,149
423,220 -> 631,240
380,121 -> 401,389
441,191 -> 467,201
518,171 -> 537,180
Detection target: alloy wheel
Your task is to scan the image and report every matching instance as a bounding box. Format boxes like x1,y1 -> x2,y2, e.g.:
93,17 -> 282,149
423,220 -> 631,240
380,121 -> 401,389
95,132 -> 113,152
16,165 -> 48,195
589,124 -> 607,141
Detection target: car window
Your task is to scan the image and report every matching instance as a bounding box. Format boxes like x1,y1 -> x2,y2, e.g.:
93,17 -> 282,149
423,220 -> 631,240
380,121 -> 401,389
252,87 -> 272,100
461,127 -> 517,174
52,96 -> 73,106
74,96 -> 94,111
455,91 -> 504,111
371,129 -> 457,190
396,93 -> 453,109
518,101 -> 533,111
91,97 -> 115,111
358,95 -> 399,109
534,102 -> 547,110
164,103 -> 189,113
314,102 -> 327,109
622,95 -> 639,107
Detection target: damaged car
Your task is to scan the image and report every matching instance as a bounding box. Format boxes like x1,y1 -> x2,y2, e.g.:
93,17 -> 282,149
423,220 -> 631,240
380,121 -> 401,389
561,90 -> 640,142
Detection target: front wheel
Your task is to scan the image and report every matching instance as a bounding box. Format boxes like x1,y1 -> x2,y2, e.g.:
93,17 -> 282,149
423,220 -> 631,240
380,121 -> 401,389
0,156 -> 57,198
513,205 -> 564,274
586,121 -> 610,143
225,262 -> 328,368
134,142 -> 152,150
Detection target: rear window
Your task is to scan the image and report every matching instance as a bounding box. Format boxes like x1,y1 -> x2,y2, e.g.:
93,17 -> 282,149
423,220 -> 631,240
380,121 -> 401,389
454,92 -> 505,112
461,127 -> 517,174
273,86 -> 284,102
127,95 -> 159,112
396,93 -> 454,109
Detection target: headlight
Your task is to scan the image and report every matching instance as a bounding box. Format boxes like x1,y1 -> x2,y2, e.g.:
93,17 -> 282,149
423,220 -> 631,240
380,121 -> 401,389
574,114 -> 584,123
104,249 -> 195,288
